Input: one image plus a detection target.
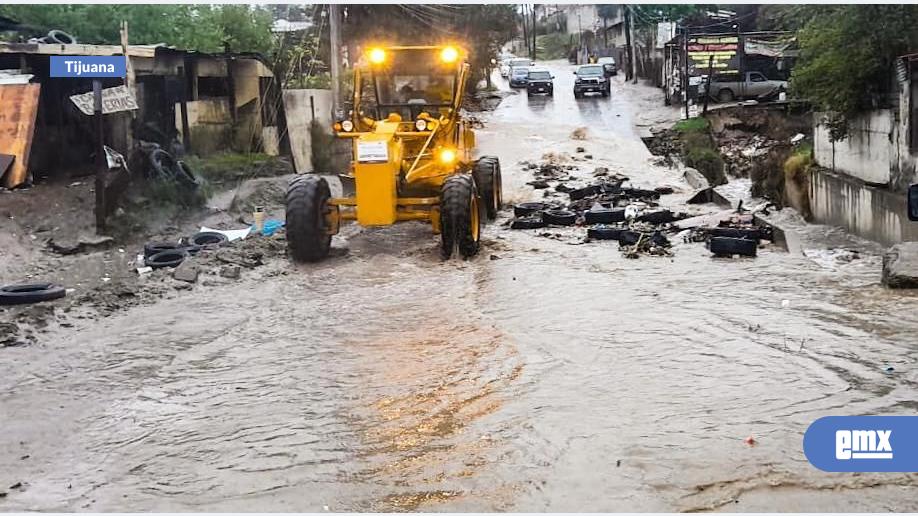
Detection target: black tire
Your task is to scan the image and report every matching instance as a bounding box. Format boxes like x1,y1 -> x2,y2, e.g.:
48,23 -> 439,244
511,216 -> 547,230
569,185 -> 600,201
548,89 -> 554,97
0,283 -> 66,305
574,90 -> 582,99
601,88 -> 609,98
708,227 -> 762,241
148,148 -> 177,181
440,174 -> 480,259
542,209 -> 576,226
190,231 -> 229,247
144,241 -> 180,259
718,89 -> 735,103
146,249 -> 188,269
636,209 -> 678,225
527,90 -> 534,97
587,226 -> 623,240
622,187 -> 661,200
285,175 -> 332,263
473,156 -> 502,220
618,230 -> 645,246
585,207 -> 625,224
46,30 -> 76,45
175,160 -> 200,189
513,202 -> 548,217
709,236 -> 757,257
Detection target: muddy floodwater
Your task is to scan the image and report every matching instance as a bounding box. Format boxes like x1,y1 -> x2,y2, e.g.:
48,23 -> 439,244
2,62 -> 918,512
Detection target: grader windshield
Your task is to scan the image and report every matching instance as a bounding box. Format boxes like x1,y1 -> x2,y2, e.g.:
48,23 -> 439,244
362,47 -> 461,120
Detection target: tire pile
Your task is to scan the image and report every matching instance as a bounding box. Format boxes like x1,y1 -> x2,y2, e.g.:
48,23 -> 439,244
141,231 -> 230,269
510,170 -> 687,258
686,212 -> 773,258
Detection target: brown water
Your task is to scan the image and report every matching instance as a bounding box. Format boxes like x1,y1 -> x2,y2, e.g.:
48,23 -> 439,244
2,62 -> 917,512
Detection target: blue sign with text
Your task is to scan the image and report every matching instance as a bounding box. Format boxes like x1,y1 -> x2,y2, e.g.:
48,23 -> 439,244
804,416 -> 918,472
50,56 -> 126,78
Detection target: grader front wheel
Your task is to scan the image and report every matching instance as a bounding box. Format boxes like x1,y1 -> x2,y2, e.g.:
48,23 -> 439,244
285,175 -> 332,262
439,174 -> 481,259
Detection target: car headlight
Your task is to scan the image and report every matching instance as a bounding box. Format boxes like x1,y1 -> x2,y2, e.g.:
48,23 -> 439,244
341,120 -> 354,132
415,119 -> 428,131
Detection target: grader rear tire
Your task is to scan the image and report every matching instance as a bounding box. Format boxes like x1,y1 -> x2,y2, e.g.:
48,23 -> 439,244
439,174 -> 480,260
285,175 -> 331,262
473,156 -> 502,220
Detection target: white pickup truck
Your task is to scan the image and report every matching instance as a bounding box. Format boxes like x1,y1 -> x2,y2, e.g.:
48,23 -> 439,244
707,71 -> 788,102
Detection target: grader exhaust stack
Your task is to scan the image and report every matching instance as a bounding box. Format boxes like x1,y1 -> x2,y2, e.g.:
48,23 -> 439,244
285,45 -> 503,262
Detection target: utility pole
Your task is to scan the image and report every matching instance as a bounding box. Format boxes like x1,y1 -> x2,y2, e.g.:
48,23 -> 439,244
531,4 -> 537,61
520,4 -> 531,54
683,26 -> 690,120
624,5 -> 633,81
329,4 -> 342,116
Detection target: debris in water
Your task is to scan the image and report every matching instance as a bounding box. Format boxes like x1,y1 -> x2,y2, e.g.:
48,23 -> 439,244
571,127 -> 588,140
744,435 -> 757,446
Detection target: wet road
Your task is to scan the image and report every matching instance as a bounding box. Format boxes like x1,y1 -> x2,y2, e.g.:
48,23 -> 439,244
2,61 -> 918,512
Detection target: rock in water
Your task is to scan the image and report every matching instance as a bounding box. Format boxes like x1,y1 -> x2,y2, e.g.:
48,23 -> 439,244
172,259 -> 200,283
882,242 -> 918,289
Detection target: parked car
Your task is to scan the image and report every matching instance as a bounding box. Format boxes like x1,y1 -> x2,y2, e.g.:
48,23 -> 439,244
508,57 -> 533,73
573,65 -> 610,98
509,66 -> 530,88
598,56 -> 617,77
526,68 -> 554,97
707,71 -> 788,102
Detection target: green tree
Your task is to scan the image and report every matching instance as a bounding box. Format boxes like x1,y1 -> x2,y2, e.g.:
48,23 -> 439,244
0,4 -> 273,54
789,5 -> 918,139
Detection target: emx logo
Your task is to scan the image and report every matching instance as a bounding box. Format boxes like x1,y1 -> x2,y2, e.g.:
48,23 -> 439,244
805,416 -> 917,472
836,429 -> 892,460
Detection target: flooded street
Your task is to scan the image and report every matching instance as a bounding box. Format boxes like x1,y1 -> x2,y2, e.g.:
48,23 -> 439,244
2,61 -> 918,512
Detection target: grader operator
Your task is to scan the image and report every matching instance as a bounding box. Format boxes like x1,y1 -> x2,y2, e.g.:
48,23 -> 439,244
285,45 -> 503,262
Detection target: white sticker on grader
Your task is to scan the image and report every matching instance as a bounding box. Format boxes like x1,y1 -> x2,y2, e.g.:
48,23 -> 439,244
357,141 -> 389,163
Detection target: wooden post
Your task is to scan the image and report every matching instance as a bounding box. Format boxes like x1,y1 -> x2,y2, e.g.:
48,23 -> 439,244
702,55 -> 713,116
93,80 -> 106,232
178,65 -> 191,152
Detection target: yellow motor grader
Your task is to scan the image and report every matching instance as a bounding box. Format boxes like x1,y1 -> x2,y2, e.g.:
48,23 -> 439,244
285,45 -> 502,262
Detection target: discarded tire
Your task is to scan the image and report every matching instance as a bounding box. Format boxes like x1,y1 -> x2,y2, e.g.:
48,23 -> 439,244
0,283 -> 66,305
175,160 -> 201,189
618,230 -> 644,246
144,241 -> 180,258
622,187 -> 661,200
511,216 -> 547,229
707,227 -> 762,241
46,30 -> 77,45
585,207 -> 625,224
568,185 -> 600,201
513,202 -> 548,217
587,226 -> 623,240
709,236 -> 757,257
189,231 -> 229,247
636,209 -> 678,225
148,149 -> 178,181
146,249 -> 188,269
542,209 -> 576,226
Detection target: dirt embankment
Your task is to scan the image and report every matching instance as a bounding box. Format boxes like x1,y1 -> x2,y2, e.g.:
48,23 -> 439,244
643,106 -> 813,208
0,154 -> 296,348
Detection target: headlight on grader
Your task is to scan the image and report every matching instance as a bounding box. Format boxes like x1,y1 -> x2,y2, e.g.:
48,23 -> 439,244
440,46 -> 459,64
415,119 -> 428,131
369,47 -> 386,64
438,148 -> 457,165
340,120 -> 354,132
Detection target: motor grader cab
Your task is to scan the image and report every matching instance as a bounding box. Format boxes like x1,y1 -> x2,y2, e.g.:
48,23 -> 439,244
285,45 -> 503,262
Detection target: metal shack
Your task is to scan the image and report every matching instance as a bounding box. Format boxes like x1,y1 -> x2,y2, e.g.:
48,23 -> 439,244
0,42 -> 284,188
